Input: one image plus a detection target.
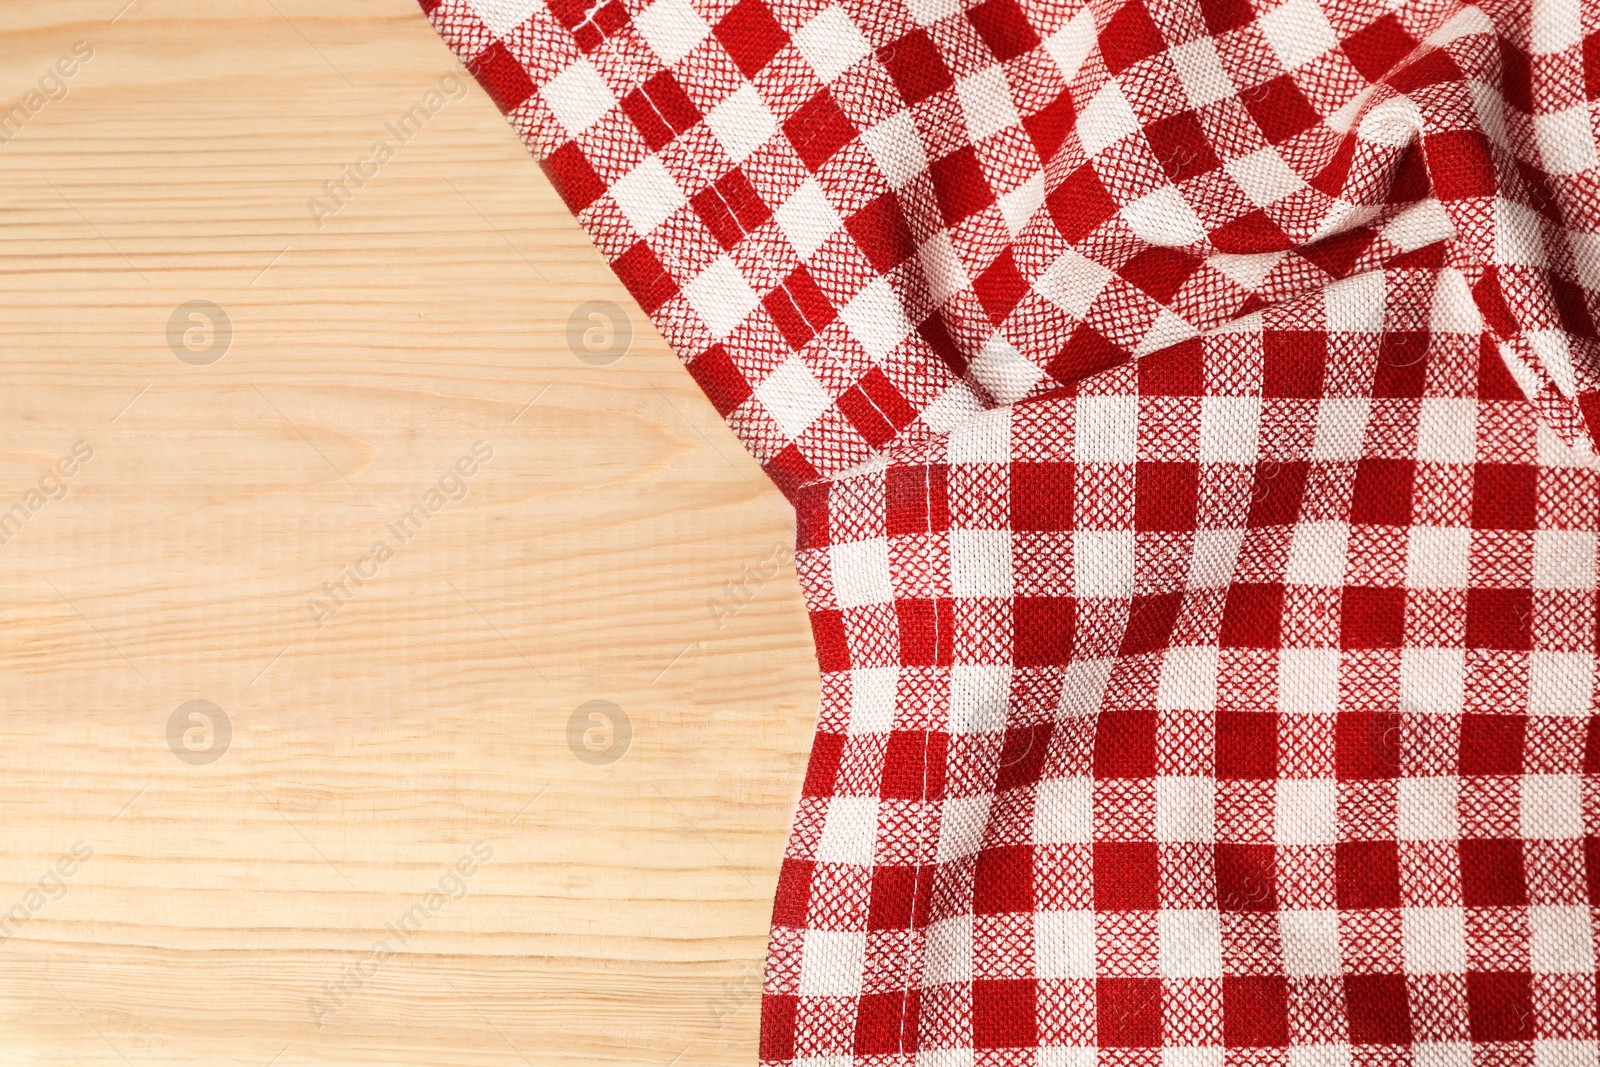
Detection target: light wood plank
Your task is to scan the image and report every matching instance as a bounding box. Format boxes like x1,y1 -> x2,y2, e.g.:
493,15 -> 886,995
0,2 -> 816,1063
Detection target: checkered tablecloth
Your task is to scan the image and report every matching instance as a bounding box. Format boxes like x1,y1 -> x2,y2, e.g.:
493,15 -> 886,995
420,0 -> 1600,1058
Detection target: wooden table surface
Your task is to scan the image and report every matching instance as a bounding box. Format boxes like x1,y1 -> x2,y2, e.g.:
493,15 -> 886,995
0,3 -> 817,1063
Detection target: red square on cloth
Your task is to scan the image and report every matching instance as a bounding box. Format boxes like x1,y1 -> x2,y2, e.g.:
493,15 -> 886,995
784,90 -> 855,170
1466,971 -> 1534,1042
846,193 -> 915,272
879,30 -> 955,105
1342,15 -> 1419,82
1014,597 -> 1075,666
1219,583 -> 1285,649
1262,332 -> 1327,398
974,844 -> 1034,913
1335,841 -> 1401,909
1426,130 -> 1497,199
1223,976 -> 1289,1047
854,990 -> 915,1055
1345,974 -> 1413,1044
973,980 -> 1038,1048
1013,462 -> 1075,529
714,0 -> 788,77
1217,843 -> 1277,911
1461,839 -> 1529,906
1136,463 -> 1199,531
966,0 -> 1040,61
1341,586 -> 1406,649
1337,712 -> 1402,780
1094,708 -> 1158,779
1097,978 -> 1162,1047
1217,710 -> 1278,778
467,41 -> 534,112
1095,841 -> 1160,910
1100,2 -> 1166,74
1465,587 -> 1533,650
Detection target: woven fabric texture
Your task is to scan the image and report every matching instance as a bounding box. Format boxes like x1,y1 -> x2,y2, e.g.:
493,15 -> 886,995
420,0 -> 1600,1059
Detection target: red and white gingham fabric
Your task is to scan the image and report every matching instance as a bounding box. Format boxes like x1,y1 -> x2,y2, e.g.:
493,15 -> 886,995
420,0 -> 1600,1059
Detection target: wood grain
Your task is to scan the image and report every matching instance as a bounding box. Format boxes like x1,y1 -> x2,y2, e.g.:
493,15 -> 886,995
0,2 -> 816,1063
